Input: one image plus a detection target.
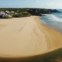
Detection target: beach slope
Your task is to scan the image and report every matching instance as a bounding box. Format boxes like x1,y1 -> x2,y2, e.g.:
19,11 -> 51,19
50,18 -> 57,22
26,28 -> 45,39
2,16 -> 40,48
0,16 -> 62,58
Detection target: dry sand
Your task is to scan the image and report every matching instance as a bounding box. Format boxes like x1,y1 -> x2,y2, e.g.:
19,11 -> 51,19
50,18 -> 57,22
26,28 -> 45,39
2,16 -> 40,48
0,16 -> 62,58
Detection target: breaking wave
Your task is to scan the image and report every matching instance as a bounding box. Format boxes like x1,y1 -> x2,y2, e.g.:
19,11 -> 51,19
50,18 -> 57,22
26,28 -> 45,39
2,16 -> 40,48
40,13 -> 62,32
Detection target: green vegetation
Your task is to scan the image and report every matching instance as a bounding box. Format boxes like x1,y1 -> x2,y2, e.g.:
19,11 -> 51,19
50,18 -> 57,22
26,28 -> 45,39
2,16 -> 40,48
12,11 -> 30,17
0,8 -> 59,18
0,8 -> 31,18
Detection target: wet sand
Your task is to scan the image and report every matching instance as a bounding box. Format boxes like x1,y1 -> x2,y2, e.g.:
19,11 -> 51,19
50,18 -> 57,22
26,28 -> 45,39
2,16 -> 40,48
0,16 -> 62,58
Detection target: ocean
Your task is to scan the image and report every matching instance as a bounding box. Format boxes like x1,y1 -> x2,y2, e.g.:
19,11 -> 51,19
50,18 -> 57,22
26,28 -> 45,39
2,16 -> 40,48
40,12 -> 62,32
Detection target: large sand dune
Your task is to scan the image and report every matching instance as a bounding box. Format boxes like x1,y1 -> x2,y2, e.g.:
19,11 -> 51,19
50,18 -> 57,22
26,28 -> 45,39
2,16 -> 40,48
0,16 -> 62,58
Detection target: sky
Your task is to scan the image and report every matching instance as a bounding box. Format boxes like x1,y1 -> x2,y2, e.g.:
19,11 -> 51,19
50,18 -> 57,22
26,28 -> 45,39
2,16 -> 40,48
0,0 -> 62,9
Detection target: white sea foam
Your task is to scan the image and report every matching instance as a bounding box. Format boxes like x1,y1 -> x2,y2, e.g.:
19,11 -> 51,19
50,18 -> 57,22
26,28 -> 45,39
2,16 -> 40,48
41,14 -> 62,32
43,14 -> 62,22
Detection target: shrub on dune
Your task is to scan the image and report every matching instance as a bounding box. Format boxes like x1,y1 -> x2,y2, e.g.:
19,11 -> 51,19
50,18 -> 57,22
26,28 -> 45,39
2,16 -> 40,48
21,12 -> 31,17
12,13 -> 22,17
0,10 -> 31,18
0,14 -> 12,19
12,12 -> 31,17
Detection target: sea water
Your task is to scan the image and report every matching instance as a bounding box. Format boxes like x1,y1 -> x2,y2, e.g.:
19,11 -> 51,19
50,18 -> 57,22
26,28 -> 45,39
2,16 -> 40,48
40,12 -> 62,32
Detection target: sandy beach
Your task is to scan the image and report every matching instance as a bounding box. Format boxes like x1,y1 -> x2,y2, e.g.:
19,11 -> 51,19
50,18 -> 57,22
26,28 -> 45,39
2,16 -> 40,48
0,16 -> 62,58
